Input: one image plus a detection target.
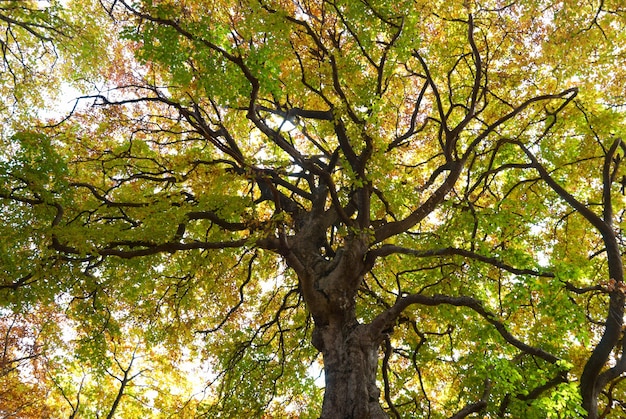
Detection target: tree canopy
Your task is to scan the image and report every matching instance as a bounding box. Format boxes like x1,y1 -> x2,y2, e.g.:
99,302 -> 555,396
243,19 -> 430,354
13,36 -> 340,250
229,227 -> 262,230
2,1 -> 626,418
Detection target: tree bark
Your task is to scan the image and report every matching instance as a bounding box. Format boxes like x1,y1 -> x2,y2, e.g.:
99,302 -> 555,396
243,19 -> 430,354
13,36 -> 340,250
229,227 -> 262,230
313,322 -> 388,419
287,231 -> 389,418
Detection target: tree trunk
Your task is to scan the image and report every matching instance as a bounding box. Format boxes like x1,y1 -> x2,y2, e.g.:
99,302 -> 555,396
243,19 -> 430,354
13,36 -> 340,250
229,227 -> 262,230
287,233 -> 387,417
580,237 -> 625,419
313,322 -> 388,419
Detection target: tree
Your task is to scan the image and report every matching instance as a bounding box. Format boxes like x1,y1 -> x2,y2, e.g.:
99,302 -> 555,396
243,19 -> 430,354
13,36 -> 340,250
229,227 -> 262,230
2,0 -> 626,417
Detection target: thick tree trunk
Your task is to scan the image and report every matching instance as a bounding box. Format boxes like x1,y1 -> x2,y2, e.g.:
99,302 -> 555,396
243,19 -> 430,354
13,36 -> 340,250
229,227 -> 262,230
313,322 -> 388,419
580,238 -> 625,419
580,293 -> 625,419
287,232 -> 387,417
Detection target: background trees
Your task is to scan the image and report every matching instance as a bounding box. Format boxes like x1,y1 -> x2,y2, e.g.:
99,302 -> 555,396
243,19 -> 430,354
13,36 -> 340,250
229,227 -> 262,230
2,0 -> 626,417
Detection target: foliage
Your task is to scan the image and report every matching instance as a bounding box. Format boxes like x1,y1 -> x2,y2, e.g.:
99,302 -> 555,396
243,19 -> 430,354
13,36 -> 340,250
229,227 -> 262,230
2,0 -> 626,418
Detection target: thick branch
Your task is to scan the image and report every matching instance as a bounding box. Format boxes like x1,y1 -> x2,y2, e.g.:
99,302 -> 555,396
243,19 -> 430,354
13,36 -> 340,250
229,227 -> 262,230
449,379 -> 491,419
515,140 -> 611,239
366,245 -> 554,278
369,293 -> 559,364
602,137 -> 621,225
373,161 -> 463,243
50,237 -> 279,260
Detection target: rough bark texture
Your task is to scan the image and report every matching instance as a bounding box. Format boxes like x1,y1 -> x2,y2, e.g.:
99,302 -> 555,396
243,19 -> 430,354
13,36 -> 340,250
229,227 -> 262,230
285,226 -> 389,418
314,323 -> 388,419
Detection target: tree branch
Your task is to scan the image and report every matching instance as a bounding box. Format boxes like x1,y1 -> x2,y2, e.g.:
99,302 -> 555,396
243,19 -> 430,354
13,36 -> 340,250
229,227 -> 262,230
449,379 -> 491,419
369,293 -> 559,364
366,245 -> 554,278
